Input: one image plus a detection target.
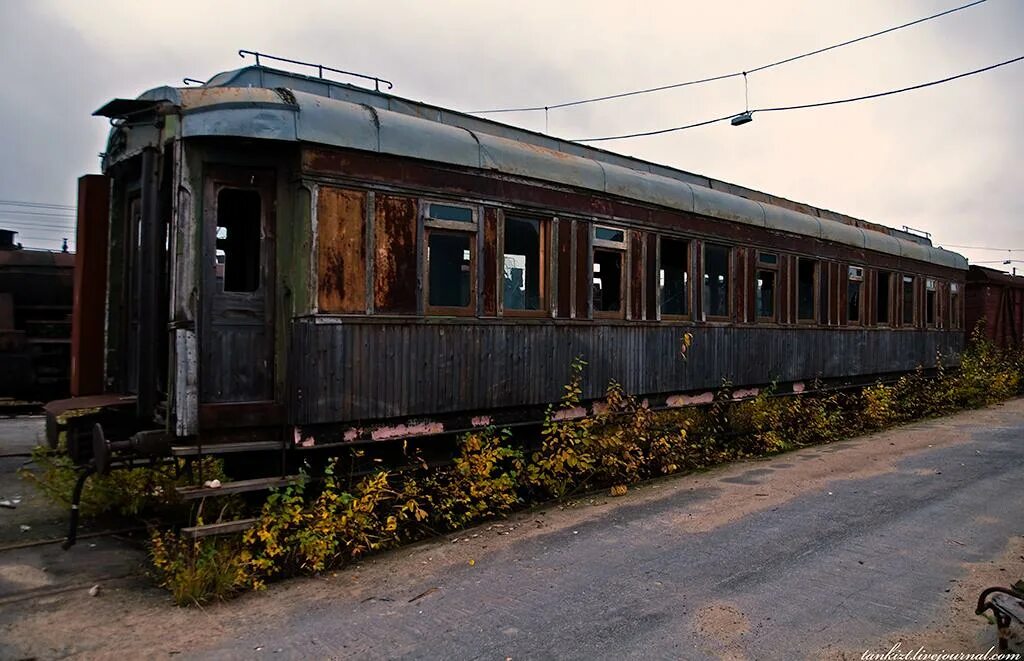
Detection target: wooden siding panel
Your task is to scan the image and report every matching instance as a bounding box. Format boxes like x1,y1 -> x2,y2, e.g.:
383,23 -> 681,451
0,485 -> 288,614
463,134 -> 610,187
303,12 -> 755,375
316,187 -> 366,314
290,321 -> 966,424
373,194 -> 419,314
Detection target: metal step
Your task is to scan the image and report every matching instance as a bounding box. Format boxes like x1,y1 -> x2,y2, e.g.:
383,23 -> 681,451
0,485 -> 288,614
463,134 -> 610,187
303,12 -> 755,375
181,518 -> 258,539
171,440 -> 285,457
175,475 -> 303,500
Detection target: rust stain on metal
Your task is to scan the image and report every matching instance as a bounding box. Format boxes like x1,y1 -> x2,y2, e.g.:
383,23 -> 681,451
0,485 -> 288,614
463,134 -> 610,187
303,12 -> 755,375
629,231 -> 644,320
556,220 -> 573,318
317,187 -> 366,313
374,194 -> 418,313
482,208 -> 498,316
574,221 -> 590,318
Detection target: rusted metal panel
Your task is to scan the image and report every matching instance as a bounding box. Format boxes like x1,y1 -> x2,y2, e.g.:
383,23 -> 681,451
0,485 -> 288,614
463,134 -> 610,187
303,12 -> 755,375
556,218 -> 573,318
629,231 -> 644,320
482,207 -> 498,317
373,194 -> 419,314
574,221 -> 590,319
71,174 -> 110,396
316,187 -> 367,313
645,233 -> 658,321
289,319 -> 964,425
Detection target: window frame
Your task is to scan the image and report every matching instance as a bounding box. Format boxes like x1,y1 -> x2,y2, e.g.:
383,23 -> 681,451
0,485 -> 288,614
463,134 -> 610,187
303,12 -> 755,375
900,274 -> 916,328
846,265 -> 864,326
950,282 -> 961,330
755,250 -> 779,323
925,278 -> 937,328
592,225 -> 627,320
500,214 -> 550,317
423,201 -> 478,317
658,235 -> 691,320
796,257 -> 818,324
875,270 -> 893,327
702,242 -> 733,322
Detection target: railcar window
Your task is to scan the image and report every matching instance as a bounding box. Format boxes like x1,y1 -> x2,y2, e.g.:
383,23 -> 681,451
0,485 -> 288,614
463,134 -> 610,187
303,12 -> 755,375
797,259 -> 816,322
428,203 -> 474,223
427,232 -> 473,309
818,264 -> 830,325
876,271 -> 892,325
595,227 -> 625,243
756,270 -> 777,320
216,188 -> 261,293
926,279 -> 937,326
847,266 -> 863,324
902,275 -> 915,326
660,238 -> 689,317
503,217 -> 544,311
593,249 -> 623,313
950,283 -> 961,329
703,243 -> 730,319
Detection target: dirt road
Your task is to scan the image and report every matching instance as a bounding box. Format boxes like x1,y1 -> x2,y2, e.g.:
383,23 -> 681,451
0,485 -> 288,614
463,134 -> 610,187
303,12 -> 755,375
1,400 -> 1022,659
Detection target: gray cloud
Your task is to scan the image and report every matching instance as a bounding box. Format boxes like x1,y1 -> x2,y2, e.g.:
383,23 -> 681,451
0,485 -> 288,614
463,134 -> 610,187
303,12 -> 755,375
0,0 -> 1020,267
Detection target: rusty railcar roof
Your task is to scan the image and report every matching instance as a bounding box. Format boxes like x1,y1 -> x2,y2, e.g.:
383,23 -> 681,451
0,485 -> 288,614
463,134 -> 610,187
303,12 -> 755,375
96,65 -> 968,271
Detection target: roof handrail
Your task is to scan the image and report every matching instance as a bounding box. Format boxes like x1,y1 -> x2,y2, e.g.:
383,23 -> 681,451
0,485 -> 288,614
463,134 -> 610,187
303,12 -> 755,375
238,49 -> 394,92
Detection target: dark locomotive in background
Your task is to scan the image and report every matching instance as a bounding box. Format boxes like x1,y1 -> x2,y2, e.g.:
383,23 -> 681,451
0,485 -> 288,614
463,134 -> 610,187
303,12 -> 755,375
0,229 -> 73,405
16,55 -> 1022,535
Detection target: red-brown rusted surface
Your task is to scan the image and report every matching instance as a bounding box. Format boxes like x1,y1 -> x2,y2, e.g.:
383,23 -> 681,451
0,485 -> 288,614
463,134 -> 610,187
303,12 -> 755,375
71,174 -> 109,396
573,221 -> 589,318
482,207 -> 498,316
629,231 -> 644,320
556,219 -> 573,318
301,147 -> 963,282
373,194 -> 418,314
645,233 -> 658,320
317,186 -> 366,314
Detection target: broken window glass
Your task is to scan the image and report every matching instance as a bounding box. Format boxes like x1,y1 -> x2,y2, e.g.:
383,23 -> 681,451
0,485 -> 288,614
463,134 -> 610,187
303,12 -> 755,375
926,279 -> 936,326
797,259 -> 816,321
216,188 -> 261,293
703,243 -> 730,318
660,238 -> 689,316
876,271 -> 891,325
503,217 -> 542,311
756,270 -> 776,319
592,248 -> 622,313
428,232 -> 472,308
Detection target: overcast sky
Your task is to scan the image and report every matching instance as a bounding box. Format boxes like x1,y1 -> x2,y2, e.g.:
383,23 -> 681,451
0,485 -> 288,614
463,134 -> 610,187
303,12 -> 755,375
0,0 -> 1020,270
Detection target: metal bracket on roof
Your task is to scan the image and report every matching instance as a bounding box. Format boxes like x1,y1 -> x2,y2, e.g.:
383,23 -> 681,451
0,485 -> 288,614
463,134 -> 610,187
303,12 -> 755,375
238,49 -> 394,92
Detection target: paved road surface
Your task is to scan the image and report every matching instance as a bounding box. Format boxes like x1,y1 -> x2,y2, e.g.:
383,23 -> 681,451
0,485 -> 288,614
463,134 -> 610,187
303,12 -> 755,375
1,400 -> 1023,660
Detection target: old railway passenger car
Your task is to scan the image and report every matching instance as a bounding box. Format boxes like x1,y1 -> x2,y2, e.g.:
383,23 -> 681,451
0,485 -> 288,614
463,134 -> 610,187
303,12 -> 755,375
51,60 -> 968,475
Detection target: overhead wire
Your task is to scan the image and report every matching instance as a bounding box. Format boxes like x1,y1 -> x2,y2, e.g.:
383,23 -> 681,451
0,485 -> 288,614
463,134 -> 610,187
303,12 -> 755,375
574,55 -> 1024,142
467,0 -> 988,115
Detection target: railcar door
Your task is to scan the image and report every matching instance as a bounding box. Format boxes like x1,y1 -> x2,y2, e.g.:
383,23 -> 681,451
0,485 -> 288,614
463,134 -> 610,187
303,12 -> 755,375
200,168 -> 276,404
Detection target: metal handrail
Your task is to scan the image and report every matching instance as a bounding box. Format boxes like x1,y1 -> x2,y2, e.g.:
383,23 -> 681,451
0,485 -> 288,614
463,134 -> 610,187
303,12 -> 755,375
238,49 -> 394,91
